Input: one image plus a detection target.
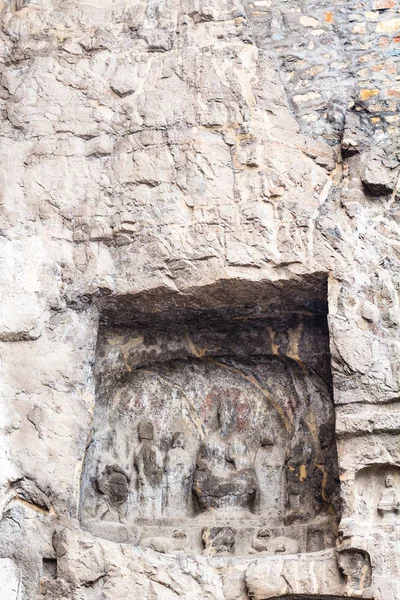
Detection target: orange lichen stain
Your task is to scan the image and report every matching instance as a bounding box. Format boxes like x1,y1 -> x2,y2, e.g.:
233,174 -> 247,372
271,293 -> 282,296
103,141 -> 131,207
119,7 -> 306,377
315,464 -> 329,503
325,12 -> 333,23
360,564 -> 371,588
119,336 -> 144,372
359,53 -> 376,63
286,323 -> 307,372
373,0 -> 395,8
186,335 -> 207,358
299,464 -> 307,482
371,117 -> 381,123
372,63 -> 384,71
15,498 -> 51,515
394,36 -> 400,43
360,88 -> 379,100
267,327 -> 280,356
379,36 -> 390,46
385,62 -> 396,73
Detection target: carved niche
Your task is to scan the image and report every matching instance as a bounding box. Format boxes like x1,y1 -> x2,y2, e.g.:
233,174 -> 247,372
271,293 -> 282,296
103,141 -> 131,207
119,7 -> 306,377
354,465 -> 400,526
80,278 -> 341,556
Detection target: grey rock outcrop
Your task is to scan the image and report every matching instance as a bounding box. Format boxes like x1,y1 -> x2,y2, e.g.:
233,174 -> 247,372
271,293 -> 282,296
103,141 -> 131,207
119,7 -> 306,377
0,0 -> 399,598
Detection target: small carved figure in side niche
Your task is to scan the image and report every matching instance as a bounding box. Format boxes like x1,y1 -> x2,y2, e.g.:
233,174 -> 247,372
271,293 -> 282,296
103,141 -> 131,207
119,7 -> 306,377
357,488 -> 368,520
134,420 -> 163,519
202,527 -> 236,556
140,529 -> 188,554
284,441 -> 313,525
164,432 -> 194,517
338,549 -> 372,597
95,464 -> 130,522
254,434 -> 284,521
250,529 -> 299,555
377,474 -> 400,519
193,407 -> 258,514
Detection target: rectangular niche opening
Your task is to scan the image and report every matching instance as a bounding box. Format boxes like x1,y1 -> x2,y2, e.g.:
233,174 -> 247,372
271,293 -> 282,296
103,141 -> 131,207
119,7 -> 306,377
42,558 -> 57,579
80,274 -> 341,557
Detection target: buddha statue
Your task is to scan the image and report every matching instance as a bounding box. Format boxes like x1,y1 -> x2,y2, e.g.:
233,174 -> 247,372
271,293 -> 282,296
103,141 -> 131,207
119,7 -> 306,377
193,406 -> 258,515
377,474 -> 400,519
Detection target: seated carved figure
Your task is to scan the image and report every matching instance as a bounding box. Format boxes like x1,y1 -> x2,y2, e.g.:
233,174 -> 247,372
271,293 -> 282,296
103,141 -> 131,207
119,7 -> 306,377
193,409 -> 257,514
377,474 -> 400,518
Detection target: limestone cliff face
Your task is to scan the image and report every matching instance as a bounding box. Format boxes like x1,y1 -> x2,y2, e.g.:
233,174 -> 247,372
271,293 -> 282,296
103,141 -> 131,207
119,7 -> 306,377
0,0 -> 399,599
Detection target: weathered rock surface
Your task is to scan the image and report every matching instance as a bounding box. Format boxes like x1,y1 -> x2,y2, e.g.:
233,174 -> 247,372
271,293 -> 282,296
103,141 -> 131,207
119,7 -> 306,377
0,0 -> 399,598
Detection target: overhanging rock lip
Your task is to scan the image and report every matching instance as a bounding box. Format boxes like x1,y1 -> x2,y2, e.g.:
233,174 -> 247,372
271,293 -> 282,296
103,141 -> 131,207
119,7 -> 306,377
98,272 -> 329,329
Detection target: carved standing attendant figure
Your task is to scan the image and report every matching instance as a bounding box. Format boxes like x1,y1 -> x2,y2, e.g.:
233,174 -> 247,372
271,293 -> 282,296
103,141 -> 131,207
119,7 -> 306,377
377,474 -> 400,519
164,432 -> 193,517
134,420 -> 163,519
95,464 -> 130,522
254,433 -> 284,522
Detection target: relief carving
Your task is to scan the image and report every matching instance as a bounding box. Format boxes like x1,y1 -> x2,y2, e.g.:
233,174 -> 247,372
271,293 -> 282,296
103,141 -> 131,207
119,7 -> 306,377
193,408 -> 257,515
95,464 -> 130,522
354,465 -> 400,527
254,434 -> 284,520
140,529 -> 188,554
338,549 -> 372,597
250,529 -> 299,555
284,441 -> 314,525
134,420 -> 163,518
202,527 -> 236,556
164,432 -> 193,517
81,316 -> 340,558
377,474 -> 400,519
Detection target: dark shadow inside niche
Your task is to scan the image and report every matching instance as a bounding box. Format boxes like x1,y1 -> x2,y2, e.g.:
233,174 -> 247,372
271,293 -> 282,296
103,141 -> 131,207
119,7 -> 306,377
80,274 -> 341,556
42,558 -> 57,579
338,548 -> 372,593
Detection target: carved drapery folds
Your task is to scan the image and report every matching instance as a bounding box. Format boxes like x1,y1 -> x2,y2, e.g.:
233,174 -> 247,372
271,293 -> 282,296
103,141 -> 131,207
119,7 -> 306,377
80,280 -> 341,556
165,431 -> 193,517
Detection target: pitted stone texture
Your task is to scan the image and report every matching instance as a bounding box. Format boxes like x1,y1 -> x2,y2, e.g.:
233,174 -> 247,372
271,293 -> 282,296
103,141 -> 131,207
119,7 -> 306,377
52,526 -> 225,600
0,0 -> 399,598
245,549 -> 344,599
0,558 -> 23,600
